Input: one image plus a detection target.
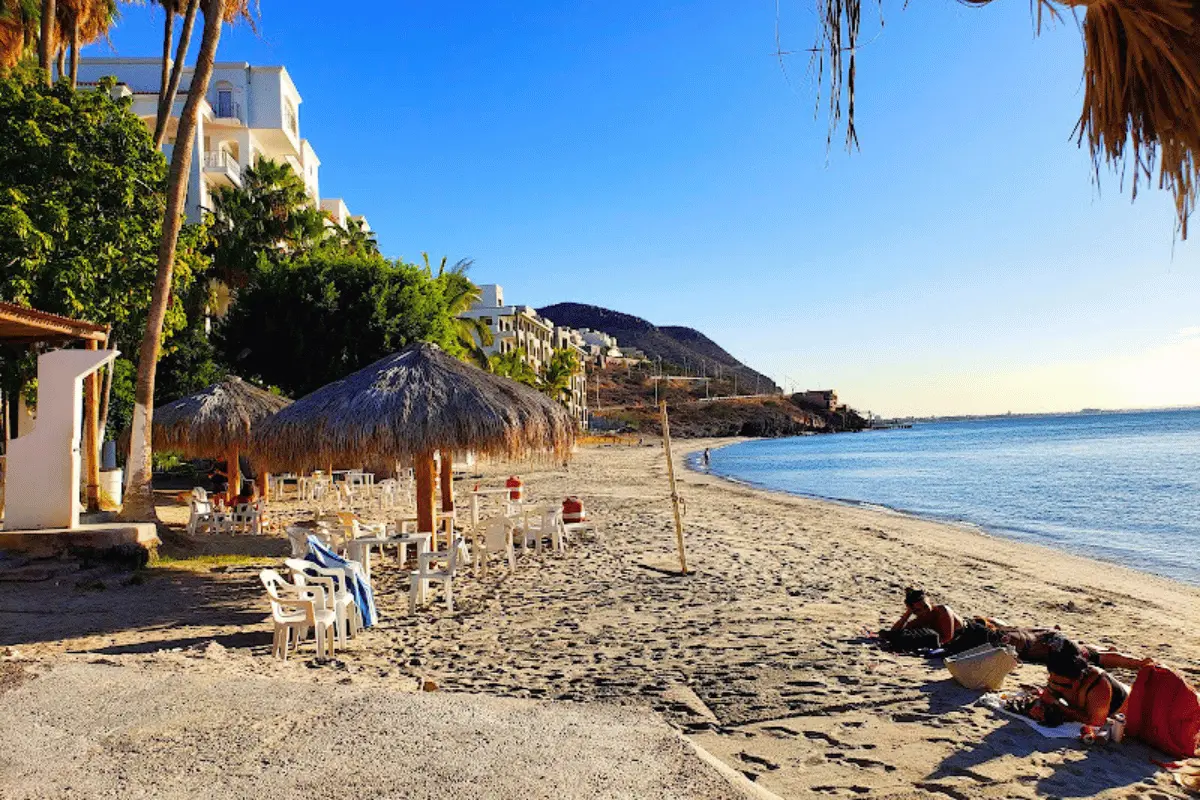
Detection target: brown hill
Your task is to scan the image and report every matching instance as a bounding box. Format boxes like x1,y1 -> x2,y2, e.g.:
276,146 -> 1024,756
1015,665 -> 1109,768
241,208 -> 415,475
537,302 -> 779,394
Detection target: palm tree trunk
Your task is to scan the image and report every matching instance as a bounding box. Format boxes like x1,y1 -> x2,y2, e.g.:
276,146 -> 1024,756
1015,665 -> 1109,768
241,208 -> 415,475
55,45 -> 64,80
122,0 -> 223,522
68,24 -> 78,89
154,0 -> 199,149
156,7 -> 174,127
38,0 -> 55,83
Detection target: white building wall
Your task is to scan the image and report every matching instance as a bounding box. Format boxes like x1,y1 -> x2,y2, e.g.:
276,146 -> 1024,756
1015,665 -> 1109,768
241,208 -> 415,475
75,58 -> 365,229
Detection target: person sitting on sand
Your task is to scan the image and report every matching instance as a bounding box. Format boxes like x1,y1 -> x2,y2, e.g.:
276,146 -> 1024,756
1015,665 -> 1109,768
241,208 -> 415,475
233,479 -> 259,507
878,587 -> 964,652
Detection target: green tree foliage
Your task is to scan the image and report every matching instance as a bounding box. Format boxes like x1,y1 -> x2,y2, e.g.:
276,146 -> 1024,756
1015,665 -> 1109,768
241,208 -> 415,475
332,216 -> 378,258
207,156 -> 328,287
541,347 -> 581,404
0,73 -> 201,428
215,250 -> 458,398
488,346 -> 540,388
422,254 -> 492,367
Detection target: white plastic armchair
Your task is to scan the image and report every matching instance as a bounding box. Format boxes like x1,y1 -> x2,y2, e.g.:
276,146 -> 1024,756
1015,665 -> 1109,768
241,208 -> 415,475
409,535 -> 465,613
187,494 -> 231,535
231,500 -> 264,535
285,558 -> 361,645
473,516 -> 516,576
260,568 -> 336,660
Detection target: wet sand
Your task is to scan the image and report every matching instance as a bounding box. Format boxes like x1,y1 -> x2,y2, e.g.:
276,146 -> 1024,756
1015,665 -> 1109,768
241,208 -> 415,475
3,437 -> 1199,799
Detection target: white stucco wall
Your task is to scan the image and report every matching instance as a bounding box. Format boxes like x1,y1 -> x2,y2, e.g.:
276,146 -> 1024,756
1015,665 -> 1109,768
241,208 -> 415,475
5,348 -> 117,531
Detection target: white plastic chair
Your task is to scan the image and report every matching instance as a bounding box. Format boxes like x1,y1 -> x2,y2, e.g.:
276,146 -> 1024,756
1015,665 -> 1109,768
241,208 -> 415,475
285,557 -> 361,646
187,492 -> 231,535
542,507 -> 567,553
231,500 -> 264,534
409,535 -> 465,613
473,516 -> 516,576
285,526 -> 311,558
260,568 -> 336,661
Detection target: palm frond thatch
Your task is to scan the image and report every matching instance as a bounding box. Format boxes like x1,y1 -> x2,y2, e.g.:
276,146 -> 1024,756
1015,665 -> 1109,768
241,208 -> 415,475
250,342 -> 576,474
815,0 -> 1200,237
153,376 -> 291,458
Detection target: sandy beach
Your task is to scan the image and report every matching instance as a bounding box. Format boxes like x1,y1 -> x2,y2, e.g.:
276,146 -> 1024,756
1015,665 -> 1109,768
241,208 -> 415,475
3,437 -> 1200,799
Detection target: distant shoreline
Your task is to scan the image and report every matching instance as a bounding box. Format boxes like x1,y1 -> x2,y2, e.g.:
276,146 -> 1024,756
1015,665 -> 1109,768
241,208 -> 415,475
883,404 -> 1200,426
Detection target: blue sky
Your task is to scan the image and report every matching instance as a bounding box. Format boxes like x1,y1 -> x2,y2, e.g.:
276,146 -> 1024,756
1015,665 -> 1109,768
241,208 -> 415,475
87,1 -> 1199,416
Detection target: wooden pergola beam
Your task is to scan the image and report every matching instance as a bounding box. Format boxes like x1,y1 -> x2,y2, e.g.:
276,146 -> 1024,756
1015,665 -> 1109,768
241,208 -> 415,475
0,303 -> 108,344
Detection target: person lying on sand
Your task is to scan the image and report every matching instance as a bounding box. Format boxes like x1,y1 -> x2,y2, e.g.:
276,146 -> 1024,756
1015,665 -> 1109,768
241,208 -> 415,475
877,587 -> 964,652
1030,636 -> 1151,726
1000,630 -> 1150,670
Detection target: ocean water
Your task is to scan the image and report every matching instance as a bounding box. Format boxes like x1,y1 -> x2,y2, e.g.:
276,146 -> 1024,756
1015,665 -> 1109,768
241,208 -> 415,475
704,410 -> 1200,586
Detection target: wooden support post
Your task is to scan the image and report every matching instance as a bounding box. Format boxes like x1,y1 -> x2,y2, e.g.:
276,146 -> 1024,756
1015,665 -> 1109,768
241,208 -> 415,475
415,450 -> 437,543
439,450 -> 454,513
226,446 -> 240,505
660,400 -> 687,575
84,339 -> 101,512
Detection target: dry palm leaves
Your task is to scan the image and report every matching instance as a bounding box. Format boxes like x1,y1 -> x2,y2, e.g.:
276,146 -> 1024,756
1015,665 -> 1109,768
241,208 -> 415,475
814,0 -> 1200,238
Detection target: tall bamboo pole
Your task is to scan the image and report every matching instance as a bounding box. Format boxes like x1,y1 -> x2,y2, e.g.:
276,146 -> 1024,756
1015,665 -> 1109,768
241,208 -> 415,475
439,450 -> 454,513
659,400 -> 687,575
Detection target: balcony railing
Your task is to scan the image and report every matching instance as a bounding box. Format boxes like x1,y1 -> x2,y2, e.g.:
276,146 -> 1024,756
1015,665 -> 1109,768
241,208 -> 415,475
203,150 -> 240,171
202,151 -> 242,186
213,100 -> 242,122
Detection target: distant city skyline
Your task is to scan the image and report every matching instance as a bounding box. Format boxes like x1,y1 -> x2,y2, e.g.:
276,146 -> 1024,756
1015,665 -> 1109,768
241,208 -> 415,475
85,1 -> 1198,417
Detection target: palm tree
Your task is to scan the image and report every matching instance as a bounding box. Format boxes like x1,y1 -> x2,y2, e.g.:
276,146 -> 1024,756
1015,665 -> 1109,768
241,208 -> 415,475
55,0 -> 118,88
811,0 -> 1200,237
541,348 -> 581,405
0,0 -> 39,68
122,0 -> 256,522
154,0 -> 198,148
423,254 -> 494,368
36,0 -> 53,82
334,215 -> 378,256
208,156 -> 327,286
489,347 -> 540,388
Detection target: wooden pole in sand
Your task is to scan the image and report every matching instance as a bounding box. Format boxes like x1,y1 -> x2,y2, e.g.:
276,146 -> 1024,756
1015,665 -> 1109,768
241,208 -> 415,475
226,445 -> 241,505
659,400 -> 687,575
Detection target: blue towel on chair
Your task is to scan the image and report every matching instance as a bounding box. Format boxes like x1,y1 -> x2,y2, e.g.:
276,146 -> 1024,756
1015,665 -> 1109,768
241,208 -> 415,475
305,535 -> 377,627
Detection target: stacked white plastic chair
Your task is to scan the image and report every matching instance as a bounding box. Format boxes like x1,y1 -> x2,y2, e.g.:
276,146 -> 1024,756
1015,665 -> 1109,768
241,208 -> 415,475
260,568 -> 337,661
285,558 -> 362,646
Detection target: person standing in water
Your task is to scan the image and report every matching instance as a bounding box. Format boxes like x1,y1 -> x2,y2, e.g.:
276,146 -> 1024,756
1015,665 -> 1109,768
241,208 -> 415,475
702,448 -> 712,470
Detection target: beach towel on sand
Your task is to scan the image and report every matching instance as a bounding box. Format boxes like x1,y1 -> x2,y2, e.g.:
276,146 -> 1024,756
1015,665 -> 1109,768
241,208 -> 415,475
1127,665 -> 1200,759
305,535 -> 377,628
978,693 -> 1084,739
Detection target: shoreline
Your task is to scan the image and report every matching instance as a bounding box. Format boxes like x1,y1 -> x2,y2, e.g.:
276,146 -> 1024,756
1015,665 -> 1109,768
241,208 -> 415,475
683,437 -> 1200,591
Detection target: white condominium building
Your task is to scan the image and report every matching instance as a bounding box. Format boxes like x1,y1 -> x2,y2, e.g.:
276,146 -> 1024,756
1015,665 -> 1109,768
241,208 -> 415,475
459,284 -> 589,428
76,58 -> 364,228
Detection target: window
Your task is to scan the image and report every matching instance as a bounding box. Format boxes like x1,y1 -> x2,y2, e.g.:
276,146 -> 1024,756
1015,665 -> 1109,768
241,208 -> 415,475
285,100 -> 298,135
216,88 -> 233,118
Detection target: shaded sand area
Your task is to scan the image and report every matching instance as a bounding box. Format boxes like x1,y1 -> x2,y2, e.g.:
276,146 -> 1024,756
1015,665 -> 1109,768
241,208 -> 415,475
3,437 -> 1200,798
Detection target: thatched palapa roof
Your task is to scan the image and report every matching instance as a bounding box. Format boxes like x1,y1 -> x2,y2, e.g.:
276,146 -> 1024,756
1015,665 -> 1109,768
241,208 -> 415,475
250,342 -> 575,473
153,376 -> 292,458
813,0 -> 1200,237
